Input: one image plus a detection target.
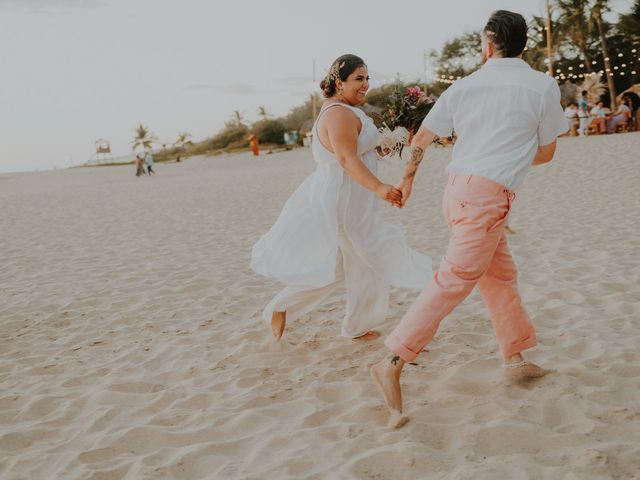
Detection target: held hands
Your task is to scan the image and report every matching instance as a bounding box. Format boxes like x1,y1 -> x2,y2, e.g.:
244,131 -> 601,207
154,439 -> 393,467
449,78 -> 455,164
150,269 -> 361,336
375,183 -> 404,208
375,180 -> 413,208
396,178 -> 413,208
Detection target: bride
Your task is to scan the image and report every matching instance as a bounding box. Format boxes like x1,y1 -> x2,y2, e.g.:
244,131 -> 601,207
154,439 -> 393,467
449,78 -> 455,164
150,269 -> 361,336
252,54 -> 432,340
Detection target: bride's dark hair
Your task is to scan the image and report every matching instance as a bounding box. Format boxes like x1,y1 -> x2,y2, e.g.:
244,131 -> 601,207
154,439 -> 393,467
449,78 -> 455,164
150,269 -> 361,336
319,54 -> 366,98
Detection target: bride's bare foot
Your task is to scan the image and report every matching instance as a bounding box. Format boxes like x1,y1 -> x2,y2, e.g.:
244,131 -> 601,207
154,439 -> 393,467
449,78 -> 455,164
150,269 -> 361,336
370,353 -> 409,428
271,311 -> 286,340
353,330 -> 381,341
504,354 -> 552,382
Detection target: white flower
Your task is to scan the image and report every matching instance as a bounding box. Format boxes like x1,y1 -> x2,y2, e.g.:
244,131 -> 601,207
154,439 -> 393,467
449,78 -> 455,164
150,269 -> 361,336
377,126 -> 410,157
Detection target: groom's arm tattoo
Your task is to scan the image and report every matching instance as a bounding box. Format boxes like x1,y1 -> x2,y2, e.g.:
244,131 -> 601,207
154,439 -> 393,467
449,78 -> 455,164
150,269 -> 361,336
403,146 -> 425,180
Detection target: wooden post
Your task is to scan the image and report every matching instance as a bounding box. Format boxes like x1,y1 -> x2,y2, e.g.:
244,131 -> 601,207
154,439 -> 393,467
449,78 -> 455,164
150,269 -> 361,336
423,49 -> 428,95
546,0 -> 554,76
312,59 -> 318,120
311,94 -> 317,120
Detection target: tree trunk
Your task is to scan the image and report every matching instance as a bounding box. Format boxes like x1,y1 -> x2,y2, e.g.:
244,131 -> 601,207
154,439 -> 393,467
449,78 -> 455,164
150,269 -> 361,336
580,47 -> 593,73
577,33 -> 593,72
594,10 -> 617,108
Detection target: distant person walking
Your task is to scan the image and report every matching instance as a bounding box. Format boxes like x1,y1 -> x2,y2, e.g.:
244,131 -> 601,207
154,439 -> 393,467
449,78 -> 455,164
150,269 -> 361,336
145,151 -> 155,175
248,134 -> 260,156
135,154 -> 146,176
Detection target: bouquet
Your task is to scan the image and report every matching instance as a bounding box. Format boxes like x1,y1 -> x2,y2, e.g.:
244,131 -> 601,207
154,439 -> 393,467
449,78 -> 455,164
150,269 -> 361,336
372,85 -> 435,157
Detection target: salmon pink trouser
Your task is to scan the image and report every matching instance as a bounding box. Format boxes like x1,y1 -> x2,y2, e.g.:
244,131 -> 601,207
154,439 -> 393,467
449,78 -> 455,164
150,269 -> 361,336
385,174 -> 537,362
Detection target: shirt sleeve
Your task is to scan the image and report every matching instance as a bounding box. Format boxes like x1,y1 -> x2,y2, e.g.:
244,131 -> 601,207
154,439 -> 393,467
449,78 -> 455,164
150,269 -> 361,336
538,80 -> 569,146
422,88 -> 454,137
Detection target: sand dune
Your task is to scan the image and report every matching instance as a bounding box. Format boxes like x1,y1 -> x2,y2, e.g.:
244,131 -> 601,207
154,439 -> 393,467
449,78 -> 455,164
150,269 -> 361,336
1,133 -> 639,479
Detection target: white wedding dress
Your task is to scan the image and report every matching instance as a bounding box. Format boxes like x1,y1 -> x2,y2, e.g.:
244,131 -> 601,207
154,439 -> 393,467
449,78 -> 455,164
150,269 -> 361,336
251,103 -> 432,337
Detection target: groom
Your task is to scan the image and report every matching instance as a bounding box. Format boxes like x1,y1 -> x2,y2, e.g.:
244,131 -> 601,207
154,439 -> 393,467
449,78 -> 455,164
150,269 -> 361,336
371,10 -> 568,427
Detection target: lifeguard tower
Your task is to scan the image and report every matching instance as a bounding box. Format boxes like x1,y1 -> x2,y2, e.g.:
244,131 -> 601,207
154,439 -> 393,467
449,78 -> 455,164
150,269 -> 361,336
94,138 -> 112,164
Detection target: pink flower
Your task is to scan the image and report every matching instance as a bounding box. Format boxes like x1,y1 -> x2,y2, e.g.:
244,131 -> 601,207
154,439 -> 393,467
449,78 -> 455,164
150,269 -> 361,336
405,86 -> 425,101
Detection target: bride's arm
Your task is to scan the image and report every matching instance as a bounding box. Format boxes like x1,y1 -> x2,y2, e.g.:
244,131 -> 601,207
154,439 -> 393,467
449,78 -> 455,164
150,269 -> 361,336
325,109 -> 402,207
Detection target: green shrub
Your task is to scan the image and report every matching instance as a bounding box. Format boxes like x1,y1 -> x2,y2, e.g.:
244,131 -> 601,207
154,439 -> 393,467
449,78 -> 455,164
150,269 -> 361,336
252,118 -> 286,145
282,98 -> 314,131
209,121 -> 249,149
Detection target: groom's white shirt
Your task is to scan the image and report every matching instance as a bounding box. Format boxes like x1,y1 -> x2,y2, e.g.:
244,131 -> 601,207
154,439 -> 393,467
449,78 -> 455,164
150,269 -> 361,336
423,58 -> 568,190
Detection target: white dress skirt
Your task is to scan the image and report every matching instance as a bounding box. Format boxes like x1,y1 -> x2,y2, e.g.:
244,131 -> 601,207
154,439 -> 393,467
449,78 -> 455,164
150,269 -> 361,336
251,103 -> 432,337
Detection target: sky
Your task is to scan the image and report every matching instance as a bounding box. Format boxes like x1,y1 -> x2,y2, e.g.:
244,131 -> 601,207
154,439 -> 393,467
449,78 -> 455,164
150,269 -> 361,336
0,0 -> 633,173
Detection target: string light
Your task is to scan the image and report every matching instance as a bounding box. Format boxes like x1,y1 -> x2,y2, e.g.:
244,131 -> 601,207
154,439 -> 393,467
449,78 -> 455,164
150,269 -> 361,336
438,46 -> 639,86
552,47 -> 640,80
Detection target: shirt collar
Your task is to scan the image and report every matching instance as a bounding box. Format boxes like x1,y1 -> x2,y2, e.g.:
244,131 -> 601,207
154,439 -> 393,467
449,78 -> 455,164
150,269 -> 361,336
482,57 -> 529,69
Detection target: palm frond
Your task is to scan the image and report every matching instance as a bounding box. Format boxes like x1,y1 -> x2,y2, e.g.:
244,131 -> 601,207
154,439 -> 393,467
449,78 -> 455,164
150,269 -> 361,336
131,124 -> 158,151
578,72 -> 608,102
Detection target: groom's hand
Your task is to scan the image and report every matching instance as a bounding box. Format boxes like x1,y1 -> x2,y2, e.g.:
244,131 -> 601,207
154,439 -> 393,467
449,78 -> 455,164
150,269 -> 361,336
376,183 -> 403,208
396,179 -> 413,208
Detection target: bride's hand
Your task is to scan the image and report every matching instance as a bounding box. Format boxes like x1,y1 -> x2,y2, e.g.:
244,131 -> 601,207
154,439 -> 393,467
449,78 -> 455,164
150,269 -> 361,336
375,183 -> 403,207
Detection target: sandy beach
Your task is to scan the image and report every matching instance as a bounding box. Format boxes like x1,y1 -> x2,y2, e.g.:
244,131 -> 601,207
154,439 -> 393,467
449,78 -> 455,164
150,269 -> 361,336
1,133 -> 639,479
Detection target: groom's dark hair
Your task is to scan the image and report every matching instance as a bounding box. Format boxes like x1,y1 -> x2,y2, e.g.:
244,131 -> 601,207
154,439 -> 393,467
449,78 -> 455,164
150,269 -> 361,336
483,10 -> 528,58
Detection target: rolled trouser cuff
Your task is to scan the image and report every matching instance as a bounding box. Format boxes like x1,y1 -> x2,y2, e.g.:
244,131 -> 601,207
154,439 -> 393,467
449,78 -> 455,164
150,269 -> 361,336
384,334 -> 420,362
501,332 -> 538,358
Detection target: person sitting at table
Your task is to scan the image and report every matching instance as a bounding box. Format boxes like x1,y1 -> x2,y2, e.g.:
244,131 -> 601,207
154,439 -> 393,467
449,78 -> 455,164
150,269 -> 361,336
564,102 -> 579,136
606,97 -> 632,133
589,101 -> 607,134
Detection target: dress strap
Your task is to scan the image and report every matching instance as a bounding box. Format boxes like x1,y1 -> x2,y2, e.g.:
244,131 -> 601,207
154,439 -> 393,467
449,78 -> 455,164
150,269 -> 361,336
314,103 -> 361,134
316,102 -> 352,123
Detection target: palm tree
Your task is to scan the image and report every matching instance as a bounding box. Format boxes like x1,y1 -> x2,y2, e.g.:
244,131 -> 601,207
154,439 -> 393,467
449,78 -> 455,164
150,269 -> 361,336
618,0 -> 640,40
591,0 -> 617,107
525,15 -> 564,73
555,0 -> 594,72
232,110 -> 244,125
617,0 -> 640,86
257,106 -> 270,119
174,132 -> 192,151
131,124 -> 157,153
578,72 -> 607,103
